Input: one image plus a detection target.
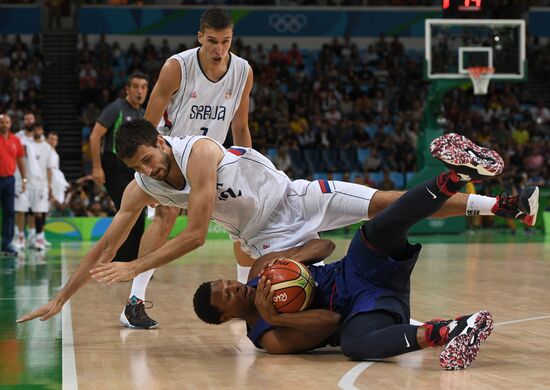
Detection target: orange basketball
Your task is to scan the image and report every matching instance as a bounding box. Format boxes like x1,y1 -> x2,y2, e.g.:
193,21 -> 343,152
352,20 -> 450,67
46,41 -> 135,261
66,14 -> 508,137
261,259 -> 315,313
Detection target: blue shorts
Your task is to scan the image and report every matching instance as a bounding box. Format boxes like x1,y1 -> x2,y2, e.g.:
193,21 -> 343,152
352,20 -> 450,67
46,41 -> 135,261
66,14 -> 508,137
310,229 -> 421,326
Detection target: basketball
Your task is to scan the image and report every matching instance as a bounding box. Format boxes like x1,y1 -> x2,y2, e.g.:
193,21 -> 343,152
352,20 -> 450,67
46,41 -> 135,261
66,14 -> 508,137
261,259 -> 315,313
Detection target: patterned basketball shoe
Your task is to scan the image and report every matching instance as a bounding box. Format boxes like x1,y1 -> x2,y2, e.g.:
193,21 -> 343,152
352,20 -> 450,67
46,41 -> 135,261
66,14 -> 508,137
120,295 -> 159,329
423,310 -> 493,370
492,186 -> 539,227
430,133 -> 504,181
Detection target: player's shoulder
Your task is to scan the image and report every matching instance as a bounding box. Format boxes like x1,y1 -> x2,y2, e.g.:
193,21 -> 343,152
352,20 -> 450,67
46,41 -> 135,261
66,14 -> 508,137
230,51 -> 250,67
168,46 -> 199,63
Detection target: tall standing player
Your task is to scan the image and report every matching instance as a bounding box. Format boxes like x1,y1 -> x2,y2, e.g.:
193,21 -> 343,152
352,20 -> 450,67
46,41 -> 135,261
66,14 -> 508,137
121,7 -> 254,329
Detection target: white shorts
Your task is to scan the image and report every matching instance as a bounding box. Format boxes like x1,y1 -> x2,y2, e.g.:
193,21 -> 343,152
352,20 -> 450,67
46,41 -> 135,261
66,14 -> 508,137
14,186 -> 29,212
241,179 -> 378,258
28,188 -> 50,213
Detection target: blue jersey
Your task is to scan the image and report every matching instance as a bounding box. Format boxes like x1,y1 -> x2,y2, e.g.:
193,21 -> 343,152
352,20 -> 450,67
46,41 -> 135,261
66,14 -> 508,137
246,228 -> 421,349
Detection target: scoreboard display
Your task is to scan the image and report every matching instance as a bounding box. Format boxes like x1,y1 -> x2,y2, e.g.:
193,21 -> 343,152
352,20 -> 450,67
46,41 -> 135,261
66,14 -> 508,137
442,0 -> 486,18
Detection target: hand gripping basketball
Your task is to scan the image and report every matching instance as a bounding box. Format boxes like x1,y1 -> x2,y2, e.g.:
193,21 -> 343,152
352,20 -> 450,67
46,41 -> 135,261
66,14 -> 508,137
260,259 -> 315,313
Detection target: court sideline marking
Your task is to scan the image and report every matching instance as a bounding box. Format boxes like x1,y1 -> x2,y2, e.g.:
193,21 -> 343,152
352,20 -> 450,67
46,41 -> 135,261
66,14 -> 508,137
61,243 -> 79,390
337,315 -> 550,389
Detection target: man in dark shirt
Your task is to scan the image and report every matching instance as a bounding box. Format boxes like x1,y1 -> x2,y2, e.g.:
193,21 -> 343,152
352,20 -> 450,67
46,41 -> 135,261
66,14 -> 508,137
90,71 -> 155,329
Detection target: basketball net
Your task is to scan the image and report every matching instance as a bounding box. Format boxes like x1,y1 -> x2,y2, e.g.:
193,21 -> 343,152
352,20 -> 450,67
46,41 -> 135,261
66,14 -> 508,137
468,66 -> 494,95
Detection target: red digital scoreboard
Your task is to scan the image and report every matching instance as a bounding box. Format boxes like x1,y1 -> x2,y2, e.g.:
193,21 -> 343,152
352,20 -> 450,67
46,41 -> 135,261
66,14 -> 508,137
442,0 -> 485,18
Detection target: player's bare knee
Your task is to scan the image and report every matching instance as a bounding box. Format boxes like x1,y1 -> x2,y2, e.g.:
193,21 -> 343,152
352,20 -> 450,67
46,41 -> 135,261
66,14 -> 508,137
368,191 -> 403,219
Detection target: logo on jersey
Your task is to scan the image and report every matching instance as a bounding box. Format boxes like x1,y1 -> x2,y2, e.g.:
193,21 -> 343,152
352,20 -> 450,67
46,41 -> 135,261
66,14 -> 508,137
190,105 -> 226,121
224,89 -> 232,100
191,90 -> 197,99
318,179 -> 332,193
228,147 -> 246,156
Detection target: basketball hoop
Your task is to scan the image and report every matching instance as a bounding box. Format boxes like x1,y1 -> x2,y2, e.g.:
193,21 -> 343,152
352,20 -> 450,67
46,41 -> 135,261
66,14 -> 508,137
468,66 -> 494,95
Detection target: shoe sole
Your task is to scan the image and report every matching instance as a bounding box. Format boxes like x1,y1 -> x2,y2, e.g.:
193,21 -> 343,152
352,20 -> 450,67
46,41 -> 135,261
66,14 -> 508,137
439,310 -> 493,370
119,311 -> 160,330
430,134 -> 504,179
521,186 -> 539,226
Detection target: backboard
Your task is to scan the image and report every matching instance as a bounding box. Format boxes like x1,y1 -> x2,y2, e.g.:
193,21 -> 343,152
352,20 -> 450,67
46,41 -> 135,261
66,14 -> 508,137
425,19 -> 526,80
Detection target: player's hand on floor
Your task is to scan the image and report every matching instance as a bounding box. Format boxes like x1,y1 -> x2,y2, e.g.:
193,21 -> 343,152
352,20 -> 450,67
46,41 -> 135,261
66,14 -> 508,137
16,299 -> 64,323
90,262 -> 136,284
254,276 -> 279,323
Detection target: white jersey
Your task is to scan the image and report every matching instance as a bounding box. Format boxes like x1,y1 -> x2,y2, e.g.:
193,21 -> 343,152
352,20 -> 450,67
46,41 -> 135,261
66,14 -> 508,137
26,141 -> 55,189
135,136 -> 290,243
50,149 -> 69,203
14,130 -> 34,187
158,47 -> 250,143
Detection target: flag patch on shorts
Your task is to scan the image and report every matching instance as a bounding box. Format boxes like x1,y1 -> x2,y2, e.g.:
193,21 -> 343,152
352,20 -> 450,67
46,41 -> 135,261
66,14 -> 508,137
228,147 -> 246,156
318,179 -> 332,193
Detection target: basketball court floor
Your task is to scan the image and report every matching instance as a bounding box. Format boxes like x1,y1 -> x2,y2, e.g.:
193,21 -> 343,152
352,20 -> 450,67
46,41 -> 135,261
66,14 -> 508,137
1,234 -> 549,389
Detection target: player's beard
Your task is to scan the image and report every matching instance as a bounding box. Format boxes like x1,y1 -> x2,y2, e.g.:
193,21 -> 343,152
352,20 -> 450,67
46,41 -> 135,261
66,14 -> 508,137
155,151 -> 171,181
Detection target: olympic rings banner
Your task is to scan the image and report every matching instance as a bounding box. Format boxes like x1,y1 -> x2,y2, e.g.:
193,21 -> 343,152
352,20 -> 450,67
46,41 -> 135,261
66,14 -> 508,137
79,7 -> 439,36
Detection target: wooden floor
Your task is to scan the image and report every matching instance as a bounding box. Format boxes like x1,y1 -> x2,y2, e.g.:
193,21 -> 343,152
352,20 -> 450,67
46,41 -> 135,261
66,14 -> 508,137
3,238 -> 550,389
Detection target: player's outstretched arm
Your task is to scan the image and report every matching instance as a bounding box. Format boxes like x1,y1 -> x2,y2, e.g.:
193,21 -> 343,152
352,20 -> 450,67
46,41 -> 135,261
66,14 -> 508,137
144,59 -> 181,127
230,67 -> 253,147
91,139 -> 222,282
255,276 -> 341,354
17,181 -> 151,323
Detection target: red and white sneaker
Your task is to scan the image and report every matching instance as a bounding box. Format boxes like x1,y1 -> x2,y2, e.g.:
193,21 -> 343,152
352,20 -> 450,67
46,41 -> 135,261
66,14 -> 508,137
423,310 -> 493,370
430,133 -> 504,181
492,186 -> 539,227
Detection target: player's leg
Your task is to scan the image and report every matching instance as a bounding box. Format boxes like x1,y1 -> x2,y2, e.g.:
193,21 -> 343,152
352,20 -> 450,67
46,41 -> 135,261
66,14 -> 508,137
234,242 -> 254,283
0,177 -> 16,252
369,187 -> 538,226
31,188 -> 50,250
14,182 -> 29,250
340,309 -> 493,370
120,205 -> 179,329
364,133 -> 504,260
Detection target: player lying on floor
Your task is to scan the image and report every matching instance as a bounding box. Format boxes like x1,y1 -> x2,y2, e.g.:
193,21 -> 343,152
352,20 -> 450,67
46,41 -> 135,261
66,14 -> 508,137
193,133 -> 506,370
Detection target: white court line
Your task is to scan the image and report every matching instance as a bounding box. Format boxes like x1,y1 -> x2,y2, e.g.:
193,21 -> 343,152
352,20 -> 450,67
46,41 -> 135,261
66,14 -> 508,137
338,314 -> 550,388
494,314 -> 550,327
61,243 -> 78,390
338,362 -> 375,390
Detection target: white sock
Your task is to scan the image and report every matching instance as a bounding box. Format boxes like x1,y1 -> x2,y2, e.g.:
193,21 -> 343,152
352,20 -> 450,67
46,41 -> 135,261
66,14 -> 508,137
28,228 -> 36,238
14,226 -> 19,237
129,269 -> 155,301
466,194 -> 497,216
237,264 -> 251,283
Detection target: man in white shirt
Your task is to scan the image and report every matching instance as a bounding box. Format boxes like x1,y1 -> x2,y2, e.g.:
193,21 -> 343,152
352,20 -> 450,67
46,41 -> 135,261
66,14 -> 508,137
46,131 -> 69,207
26,123 -> 54,250
13,111 -> 36,250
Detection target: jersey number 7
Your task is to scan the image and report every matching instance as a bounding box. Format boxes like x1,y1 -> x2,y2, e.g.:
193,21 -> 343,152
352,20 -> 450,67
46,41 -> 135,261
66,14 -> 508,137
200,127 -> 208,136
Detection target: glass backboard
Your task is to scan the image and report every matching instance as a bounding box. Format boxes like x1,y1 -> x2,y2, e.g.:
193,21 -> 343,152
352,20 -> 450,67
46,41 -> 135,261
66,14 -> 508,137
425,19 -> 526,80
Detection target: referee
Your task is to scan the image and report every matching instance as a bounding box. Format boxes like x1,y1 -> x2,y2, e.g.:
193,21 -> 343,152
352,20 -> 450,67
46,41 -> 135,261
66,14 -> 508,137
90,71 -> 148,263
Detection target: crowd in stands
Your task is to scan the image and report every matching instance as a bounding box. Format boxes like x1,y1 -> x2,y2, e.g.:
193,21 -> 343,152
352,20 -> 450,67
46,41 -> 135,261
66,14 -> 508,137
0,31 -> 547,224
0,35 -> 43,131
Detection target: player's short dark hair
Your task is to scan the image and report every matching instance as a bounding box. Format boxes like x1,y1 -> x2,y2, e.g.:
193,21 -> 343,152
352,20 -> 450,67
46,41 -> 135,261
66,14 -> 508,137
200,7 -> 233,32
126,71 -> 149,86
47,130 -> 58,136
115,118 -> 158,160
30,121 -> 43,130
193,282 -> 223,325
